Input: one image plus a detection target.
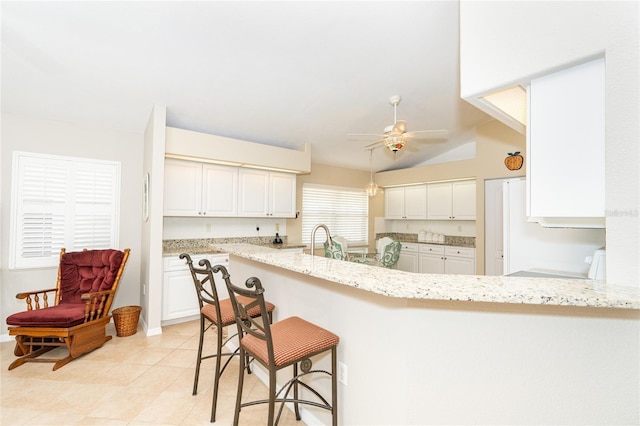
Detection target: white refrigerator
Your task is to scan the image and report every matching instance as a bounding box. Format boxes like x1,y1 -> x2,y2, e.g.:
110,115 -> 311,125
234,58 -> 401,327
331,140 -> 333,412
502,178 -> 605,276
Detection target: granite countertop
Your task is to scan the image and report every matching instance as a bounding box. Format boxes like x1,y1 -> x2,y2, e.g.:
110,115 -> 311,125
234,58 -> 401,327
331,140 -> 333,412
211,242 -> 640,310
162,238 -> 305,256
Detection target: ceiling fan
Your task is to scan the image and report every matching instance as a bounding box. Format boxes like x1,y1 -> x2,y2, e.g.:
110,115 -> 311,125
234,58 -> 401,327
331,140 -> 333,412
349,95 -> 449,153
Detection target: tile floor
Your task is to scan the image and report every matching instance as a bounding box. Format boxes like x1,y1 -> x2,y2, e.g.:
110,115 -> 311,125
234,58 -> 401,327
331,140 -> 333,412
1,320 -> 305,425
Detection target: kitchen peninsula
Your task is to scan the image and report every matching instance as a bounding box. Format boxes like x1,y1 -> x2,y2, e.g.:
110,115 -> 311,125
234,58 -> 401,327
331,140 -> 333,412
211,243 -> 639,425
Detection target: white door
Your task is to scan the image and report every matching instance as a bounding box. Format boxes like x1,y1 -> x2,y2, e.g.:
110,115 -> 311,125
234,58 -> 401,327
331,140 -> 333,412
397,251 -> 419,272
202,164 -> 238,217
238,169 -> 269,217
403,185 -> 427,219
484,178 -> 506,275
451,180 -> 476,220
269,172 -> 297,217
444,256 -> 475,275
385,187 -> 406,219
419,253 -> 444,274
164,159 -> 202,216
427,182 -> 452,219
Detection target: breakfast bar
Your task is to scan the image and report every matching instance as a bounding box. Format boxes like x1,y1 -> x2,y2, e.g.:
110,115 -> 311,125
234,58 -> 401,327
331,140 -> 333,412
211,243 -> 639,425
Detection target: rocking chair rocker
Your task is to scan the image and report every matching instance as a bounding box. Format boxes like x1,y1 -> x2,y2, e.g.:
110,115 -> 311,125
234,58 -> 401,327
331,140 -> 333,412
6,248 -> 130,371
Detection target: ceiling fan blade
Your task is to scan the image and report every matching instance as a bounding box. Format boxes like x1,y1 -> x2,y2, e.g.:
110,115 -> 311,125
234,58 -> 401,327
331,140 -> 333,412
364,139 -> 385,148
404,129 -> 449,139
348,133 -> 383,137
391,120 -> 407,134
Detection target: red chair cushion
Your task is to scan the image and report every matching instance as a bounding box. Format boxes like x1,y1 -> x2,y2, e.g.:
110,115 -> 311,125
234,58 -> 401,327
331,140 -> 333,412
60,249 -> 124,304
6,304 -> 86,327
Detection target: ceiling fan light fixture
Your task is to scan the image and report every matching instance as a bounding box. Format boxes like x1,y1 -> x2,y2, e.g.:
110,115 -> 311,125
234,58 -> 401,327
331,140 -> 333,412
384,135 -> 405,152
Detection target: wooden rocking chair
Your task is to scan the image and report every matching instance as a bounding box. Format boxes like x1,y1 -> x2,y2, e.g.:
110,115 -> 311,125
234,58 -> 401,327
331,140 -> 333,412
6,248 -> 130,371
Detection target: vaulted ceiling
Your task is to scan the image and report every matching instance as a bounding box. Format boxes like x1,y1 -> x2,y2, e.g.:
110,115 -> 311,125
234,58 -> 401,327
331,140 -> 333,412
1,1 -> 492,172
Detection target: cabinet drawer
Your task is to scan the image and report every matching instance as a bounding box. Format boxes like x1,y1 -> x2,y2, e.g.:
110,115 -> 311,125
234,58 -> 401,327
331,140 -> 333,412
444,246 -> 475,258
400,243 -> 419,253
419,244 -> 445,255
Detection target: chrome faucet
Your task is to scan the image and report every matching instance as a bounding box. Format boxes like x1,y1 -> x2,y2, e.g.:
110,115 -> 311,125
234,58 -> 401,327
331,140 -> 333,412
310,224 -> 332,257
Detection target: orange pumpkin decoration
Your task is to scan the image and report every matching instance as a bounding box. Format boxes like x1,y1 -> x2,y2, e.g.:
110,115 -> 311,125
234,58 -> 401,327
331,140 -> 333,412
504,152 -> 523,170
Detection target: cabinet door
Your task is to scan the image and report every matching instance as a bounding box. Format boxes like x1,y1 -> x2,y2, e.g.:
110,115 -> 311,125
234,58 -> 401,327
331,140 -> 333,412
397,251 -> 419,272
403,185 -> 427,219
385,187 -> 406,219
164,159 -> 202,216
444,256 -> 476,275
162,270 -> 200,321
419,253 -> 445,274
269,172 -> 296,218
527,58 -> 604,222
238,169 -> 270,217
427,182 -> 452,219
451,180 -> 476,220
202,164 -> 238,217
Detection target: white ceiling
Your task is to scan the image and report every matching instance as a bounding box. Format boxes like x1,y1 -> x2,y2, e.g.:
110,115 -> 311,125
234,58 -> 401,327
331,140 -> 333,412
1,1 -> 493,172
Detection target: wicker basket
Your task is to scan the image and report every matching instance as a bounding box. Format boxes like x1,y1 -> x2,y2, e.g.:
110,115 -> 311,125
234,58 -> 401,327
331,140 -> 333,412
112,305 -> 141,337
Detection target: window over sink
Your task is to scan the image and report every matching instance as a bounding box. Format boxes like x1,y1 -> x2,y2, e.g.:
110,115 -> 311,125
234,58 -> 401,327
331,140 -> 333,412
301,183 -> 368,246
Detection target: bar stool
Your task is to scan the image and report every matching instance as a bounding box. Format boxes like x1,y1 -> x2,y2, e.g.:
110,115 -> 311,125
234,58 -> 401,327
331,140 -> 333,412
180,254 -> 276,423
215,264 -> 339,426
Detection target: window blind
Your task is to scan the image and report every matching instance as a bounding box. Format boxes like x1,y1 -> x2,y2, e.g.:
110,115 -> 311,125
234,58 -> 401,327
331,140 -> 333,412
10,152 -> 120,269
301,183 -> 368,246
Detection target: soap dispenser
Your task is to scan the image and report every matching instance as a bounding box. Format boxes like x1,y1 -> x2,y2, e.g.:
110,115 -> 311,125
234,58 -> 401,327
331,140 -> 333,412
273,233 -> 283,244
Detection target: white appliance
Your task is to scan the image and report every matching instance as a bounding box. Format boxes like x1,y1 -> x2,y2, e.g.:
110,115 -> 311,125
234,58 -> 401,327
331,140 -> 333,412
502,178 -> 606,278
587,248 -> 606,280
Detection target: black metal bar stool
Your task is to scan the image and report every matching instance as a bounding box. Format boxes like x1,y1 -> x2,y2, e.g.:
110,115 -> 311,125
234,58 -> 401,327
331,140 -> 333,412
215,264 -> 339,426
180,254 -> 276,423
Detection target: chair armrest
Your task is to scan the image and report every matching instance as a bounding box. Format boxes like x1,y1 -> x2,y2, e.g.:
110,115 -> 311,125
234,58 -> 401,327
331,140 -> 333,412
81,290 -> 116,322
15,288 -> 58,310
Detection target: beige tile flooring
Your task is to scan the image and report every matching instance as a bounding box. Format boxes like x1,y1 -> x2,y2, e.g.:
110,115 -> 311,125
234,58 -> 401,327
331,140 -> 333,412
1,320 -> 305,425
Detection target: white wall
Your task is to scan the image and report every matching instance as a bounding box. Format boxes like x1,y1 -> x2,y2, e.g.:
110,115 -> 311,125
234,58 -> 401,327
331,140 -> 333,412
460,1 -> 639,286
0,113 -> 144,339
140,105 -> 166,336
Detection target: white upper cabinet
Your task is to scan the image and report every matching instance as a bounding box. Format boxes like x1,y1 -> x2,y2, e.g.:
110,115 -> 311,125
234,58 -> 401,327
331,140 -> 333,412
238,169 -> 296,218
164,158 -> 238,217
427,180 -> 476,220
527,58 -> 605,227
384,185 -> 427,219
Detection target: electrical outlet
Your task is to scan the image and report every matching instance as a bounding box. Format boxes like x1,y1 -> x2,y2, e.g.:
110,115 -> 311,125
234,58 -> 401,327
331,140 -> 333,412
275,223 -> 280,232
206,224 -> 212,232
338,362 -> 347,385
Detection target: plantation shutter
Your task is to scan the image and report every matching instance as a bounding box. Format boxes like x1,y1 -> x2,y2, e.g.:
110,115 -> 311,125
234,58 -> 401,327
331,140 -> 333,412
10,152 -> 120,269
302,183 -> 368,246
17,156 -> 68,264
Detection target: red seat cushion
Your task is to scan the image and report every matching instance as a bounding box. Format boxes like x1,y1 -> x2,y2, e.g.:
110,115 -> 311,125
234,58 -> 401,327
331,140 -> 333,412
242,316 -> 339,368
201,295 -> 275,327
6,304 -> 86,327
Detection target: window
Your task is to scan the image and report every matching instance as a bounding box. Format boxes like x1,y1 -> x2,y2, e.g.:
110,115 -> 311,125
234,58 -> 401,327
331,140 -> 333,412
301,183 -> 368,246
10,152 -> 121,269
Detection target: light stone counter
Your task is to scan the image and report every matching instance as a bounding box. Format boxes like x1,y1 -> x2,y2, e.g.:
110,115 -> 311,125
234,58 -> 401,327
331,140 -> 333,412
212,242 -> 639,310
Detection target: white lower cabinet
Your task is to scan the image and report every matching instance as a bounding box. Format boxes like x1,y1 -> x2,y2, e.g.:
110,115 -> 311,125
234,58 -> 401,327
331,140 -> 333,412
419,245 -> 445,274
162,253 -> 229,324
443,246 -> 476,275
397,243 -> 419,272
419,245 -> 476,275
